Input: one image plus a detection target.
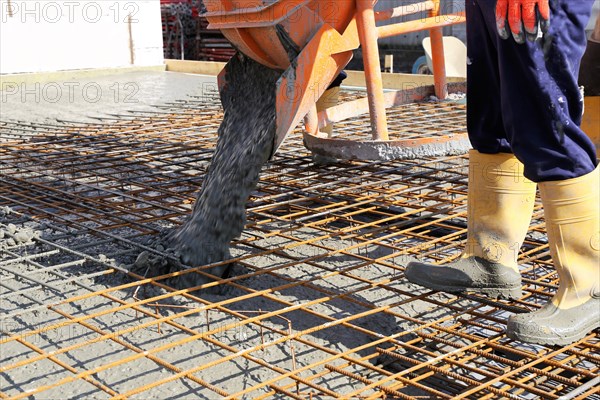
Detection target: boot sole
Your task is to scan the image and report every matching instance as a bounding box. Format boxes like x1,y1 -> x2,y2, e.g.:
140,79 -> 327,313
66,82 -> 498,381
408,274 -> 522,300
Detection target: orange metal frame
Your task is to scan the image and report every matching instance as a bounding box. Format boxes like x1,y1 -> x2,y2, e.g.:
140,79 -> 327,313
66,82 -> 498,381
204,0 -> 466,154
336,0 -> 465,140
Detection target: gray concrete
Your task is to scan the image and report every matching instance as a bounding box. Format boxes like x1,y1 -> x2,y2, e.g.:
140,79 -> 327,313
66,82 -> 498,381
1,70 -> 219,123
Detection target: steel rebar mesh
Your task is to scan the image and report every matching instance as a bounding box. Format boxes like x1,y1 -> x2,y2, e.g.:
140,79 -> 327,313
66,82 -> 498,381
0,97 -> 598,399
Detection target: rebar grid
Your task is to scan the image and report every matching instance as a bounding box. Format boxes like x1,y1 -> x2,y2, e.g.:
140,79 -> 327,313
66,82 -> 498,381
326,100 -> 467,141
0,98 -> 598,400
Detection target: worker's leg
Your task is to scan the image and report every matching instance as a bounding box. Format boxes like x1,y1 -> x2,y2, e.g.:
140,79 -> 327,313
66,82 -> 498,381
404,150 -> 536,299
404,0 -> 535,300
507,166 -> 600,345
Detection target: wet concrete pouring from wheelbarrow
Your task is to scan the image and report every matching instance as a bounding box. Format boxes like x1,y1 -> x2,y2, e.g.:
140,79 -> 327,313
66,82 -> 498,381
132,54 -> 282,291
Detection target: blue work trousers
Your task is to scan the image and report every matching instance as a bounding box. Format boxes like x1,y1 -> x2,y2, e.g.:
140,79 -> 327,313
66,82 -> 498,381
466,0 -> 597,182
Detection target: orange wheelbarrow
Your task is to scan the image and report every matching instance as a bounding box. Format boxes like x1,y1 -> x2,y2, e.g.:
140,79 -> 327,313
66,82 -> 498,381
203,0 -> 467,160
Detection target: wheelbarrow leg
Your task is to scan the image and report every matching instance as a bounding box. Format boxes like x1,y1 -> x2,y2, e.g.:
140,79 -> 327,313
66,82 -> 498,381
356,0 -> 389,141
429,0 -> 448,99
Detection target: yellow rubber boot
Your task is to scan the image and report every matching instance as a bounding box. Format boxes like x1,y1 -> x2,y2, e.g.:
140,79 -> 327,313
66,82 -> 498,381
405,150 -> 537,299
507,166 -> 600,345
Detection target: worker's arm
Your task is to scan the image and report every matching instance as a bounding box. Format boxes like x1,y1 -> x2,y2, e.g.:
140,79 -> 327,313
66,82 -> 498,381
495,0 -> 550,43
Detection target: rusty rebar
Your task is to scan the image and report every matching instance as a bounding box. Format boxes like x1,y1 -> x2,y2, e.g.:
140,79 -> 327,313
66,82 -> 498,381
1,99 -> 598,399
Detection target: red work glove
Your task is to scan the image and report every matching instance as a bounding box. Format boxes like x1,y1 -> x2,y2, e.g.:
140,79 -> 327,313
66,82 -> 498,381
496,0 -> 550,44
